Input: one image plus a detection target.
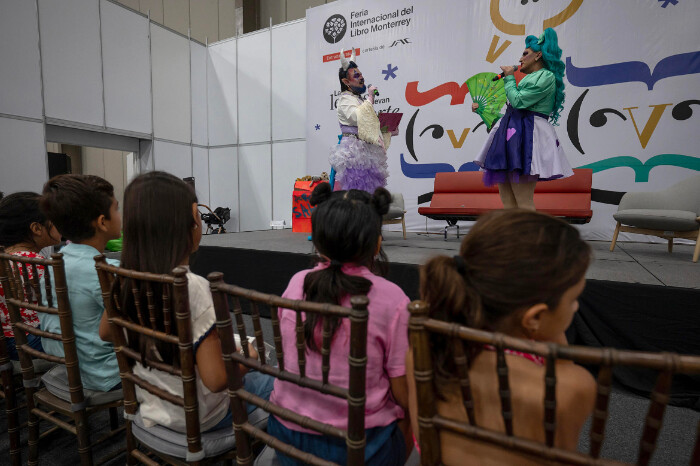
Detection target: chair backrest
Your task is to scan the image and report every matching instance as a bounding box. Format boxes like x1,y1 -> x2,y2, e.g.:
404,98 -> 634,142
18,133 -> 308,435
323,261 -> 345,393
0,249 -> 87,407
207,272 -> 369,466
408,300 -> 700,466
94,255 -> 204,458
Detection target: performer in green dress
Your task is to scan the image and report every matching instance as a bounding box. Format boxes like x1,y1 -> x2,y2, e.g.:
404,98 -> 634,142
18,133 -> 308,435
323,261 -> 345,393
474,28 -> 573,210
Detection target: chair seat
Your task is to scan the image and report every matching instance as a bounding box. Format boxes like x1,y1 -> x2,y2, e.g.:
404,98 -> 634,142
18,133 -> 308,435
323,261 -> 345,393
383,205 -> 405,220
254,444 -> 281,466
41,364 -> 123,406
613,209 -> 699,232
132,408 -> 269,460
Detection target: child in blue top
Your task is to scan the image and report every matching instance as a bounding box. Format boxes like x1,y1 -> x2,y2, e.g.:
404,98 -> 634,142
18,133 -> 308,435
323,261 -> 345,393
39,174 -> 122,392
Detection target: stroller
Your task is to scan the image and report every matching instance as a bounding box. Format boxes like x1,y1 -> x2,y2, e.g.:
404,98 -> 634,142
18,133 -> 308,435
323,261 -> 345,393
199,205 -> 231,234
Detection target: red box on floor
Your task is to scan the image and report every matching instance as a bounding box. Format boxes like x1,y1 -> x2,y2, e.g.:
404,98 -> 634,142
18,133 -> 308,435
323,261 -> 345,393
292,180 -> 328,233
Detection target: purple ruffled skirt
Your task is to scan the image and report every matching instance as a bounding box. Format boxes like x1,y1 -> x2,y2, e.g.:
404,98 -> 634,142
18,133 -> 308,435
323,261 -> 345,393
329,135 -> 388,193
474,105 -> 573,187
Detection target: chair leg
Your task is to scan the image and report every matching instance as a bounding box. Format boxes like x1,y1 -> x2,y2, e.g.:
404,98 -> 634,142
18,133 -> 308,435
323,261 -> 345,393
26,387 -> 40,466
402,216 -> 407,240
125,421 -> 138,465
668,238 -> 673,253
2,369 -> 21,466
693,230 -> 700,263
74,410 -> 94,466
610,222 -> 621,252
109,406 -> 119,431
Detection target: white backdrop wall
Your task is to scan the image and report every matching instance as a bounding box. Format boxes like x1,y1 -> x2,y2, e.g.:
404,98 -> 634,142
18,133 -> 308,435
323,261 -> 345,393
305,0 -> 700,240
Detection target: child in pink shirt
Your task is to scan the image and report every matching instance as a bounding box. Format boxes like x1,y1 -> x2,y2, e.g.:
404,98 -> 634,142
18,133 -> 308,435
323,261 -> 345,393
268,184 -> 412,465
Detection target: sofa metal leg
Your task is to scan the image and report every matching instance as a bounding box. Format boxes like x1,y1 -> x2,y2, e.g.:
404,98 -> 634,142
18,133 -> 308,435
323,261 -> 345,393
610,222 -> 621,252
668,238 -> 673,253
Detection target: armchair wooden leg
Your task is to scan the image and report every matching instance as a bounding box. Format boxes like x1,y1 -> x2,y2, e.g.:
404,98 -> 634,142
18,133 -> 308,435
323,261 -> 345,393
610,222 -> 621,252
668,238 -> 673,253
693,230 -> 700,263
402,215 -> 407,240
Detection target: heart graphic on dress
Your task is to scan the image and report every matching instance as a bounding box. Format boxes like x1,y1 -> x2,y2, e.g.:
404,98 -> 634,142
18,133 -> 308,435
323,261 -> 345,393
506,128 -> 517,141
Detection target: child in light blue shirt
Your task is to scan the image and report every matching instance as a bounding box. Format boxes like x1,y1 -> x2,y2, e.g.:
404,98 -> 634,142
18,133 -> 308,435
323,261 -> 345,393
40,175 -> 122,392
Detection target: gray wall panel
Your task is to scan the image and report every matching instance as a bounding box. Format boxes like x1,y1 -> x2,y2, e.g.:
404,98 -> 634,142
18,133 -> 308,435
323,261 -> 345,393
0,0 -> 43,119
101,0 -> 152,134
39,0 -> 104,126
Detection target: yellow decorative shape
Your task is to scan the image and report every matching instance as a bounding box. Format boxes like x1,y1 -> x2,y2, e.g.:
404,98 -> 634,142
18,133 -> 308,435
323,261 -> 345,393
490,0 -> 585,35
623,104 -> 673,149
447,129 -> 470,149
490,0 -> 525,35
486,35 -> 512,64
543,0 -> 585,29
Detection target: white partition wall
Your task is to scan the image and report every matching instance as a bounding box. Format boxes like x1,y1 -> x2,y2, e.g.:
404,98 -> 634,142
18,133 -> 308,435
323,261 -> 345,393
0,117 -> 47,193
0,0 -> 43,120
209,147 -> 239,232
237,31 -> 271,144
38,0 -> 104,126
153,140 -> 192,179
151,24 -> 191,143
191,42 -> 208,146
239,144 -> 272,231
272,141 -> 306,226
207,40 -> 237,146
192,147 -> 210,206
100,0 -> 152,135
271,20 -> 306,141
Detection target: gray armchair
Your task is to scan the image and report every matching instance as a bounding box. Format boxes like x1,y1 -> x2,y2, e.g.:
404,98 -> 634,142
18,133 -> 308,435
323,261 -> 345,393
383,193 -> 407,239
610,175 -> 700,262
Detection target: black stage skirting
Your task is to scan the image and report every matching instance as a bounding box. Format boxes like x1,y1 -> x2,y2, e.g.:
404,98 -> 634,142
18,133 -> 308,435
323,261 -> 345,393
192,245 -> 700,409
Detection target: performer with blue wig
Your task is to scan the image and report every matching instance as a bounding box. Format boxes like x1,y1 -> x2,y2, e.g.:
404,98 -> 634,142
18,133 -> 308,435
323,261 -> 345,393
474,27 -> 573,210
329,49 -> 393,192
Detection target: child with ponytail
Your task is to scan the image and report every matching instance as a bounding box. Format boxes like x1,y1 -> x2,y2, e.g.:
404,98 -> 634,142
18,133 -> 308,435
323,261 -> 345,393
408,210 -> 596,465
268,183 -> 411,465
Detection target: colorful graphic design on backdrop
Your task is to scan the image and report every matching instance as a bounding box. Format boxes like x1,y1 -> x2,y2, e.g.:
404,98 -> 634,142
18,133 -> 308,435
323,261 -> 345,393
306,0 -> 700,240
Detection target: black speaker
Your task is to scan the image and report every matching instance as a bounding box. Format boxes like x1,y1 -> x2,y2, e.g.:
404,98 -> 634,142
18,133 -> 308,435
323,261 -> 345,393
48,152 -> 71,178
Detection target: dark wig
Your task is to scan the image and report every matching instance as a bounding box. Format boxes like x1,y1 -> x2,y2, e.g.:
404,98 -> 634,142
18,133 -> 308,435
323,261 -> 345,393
303,183 -> 391,352
338,61 -> 358,92
119,171 -> 198,367
0,192 -> 50,248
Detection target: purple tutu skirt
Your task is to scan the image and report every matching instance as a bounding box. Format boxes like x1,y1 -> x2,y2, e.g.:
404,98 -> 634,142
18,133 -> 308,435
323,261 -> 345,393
474,105 -> 573,187
329,135 -> 388,192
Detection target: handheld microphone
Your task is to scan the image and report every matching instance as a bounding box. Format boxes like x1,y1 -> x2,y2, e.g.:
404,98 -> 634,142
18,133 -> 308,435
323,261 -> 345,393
492,65 -> 519,81
368,85 -> 379,96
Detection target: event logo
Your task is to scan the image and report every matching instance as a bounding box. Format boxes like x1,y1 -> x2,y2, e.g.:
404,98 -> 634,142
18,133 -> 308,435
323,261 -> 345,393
566,51 -> 700,91
323,14 -> 347,43
390,38 -> 411,47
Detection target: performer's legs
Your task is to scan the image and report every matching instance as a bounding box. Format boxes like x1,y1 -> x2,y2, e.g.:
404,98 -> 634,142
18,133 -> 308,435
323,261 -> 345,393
511,181 -> 537,210
497,182 -> 517,209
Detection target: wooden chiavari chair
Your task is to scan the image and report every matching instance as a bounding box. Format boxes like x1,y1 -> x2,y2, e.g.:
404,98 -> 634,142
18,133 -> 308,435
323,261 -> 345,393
408,300 -> 700,466
207,272 -> 370,466
95,256 -> 245,465
0,249 -> 124,466
0,326 -> 21,465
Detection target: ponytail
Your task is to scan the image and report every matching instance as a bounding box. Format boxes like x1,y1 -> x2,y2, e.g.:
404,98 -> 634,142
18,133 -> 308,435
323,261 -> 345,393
301,184 -> 391,352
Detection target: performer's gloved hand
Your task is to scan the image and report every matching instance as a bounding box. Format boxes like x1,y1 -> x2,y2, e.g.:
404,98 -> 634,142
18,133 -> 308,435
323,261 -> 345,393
472,103 -> 479,113
500,65 -> 516,77
367,85 -> 378,105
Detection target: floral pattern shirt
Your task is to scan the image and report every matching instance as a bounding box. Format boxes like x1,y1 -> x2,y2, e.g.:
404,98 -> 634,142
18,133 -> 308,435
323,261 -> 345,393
0,251 -> 43,338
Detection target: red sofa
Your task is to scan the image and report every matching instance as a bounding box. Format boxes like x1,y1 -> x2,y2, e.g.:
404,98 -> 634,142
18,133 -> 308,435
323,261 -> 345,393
418,169 -> 593,233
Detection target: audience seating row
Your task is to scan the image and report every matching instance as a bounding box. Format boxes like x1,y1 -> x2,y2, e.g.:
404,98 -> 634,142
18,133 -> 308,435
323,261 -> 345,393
1,250 -> 700,465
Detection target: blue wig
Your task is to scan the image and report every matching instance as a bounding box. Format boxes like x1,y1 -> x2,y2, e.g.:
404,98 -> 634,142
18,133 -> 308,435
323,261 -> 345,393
524,28 -> 565,125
